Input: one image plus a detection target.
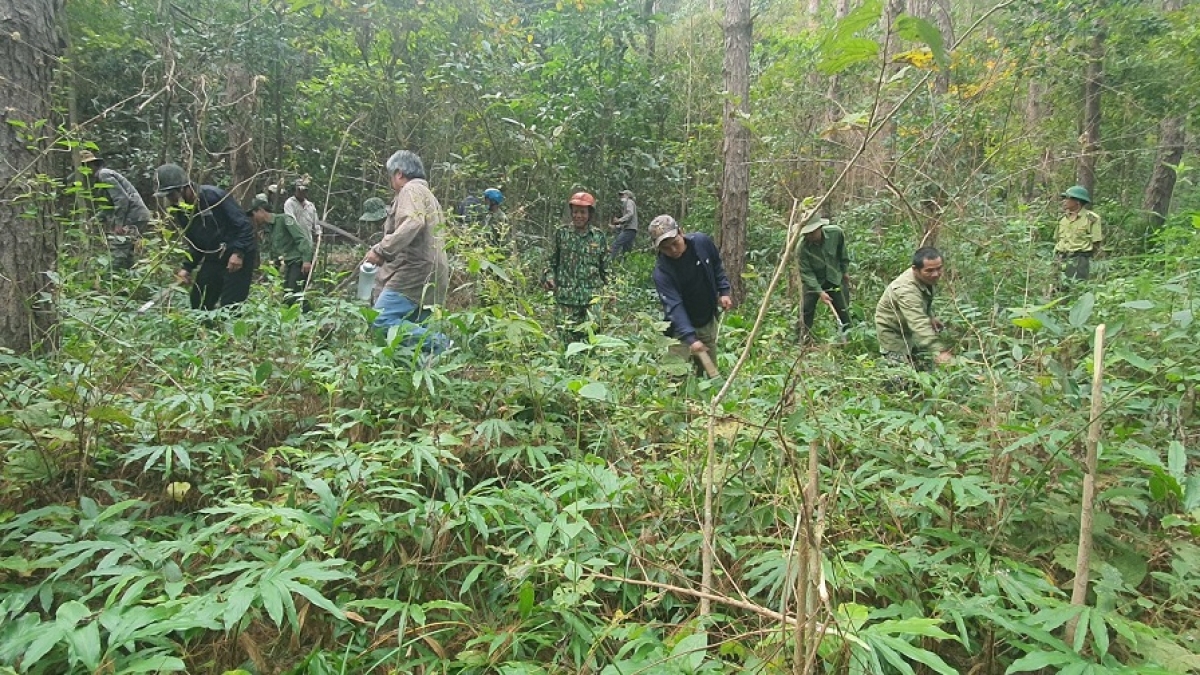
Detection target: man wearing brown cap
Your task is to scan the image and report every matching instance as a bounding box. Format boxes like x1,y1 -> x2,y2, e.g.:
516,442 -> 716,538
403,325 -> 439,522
649,215 -> 732,373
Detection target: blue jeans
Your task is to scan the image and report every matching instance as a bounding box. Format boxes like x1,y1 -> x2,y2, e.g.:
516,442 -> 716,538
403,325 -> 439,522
610,228 -> 636,259
372,289 -> 451,354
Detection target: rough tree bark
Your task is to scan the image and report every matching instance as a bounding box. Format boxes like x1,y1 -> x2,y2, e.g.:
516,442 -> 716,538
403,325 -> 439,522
223,63 -> 258,205
0,0 -> 63,354
1141,0 -> 1185,234
718,0 -> 751,304
1076,27 -> 1105,195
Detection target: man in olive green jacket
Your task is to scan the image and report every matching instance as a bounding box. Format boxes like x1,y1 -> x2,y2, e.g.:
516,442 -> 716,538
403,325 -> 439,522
1055,184 -> 1102,282
248,195 -> 314,309
797,217 -> 851,342
874,247 -> 952,369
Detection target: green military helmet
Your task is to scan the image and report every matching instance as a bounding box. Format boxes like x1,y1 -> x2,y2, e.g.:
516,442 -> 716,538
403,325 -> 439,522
359,197 -> 388,222
1060,185 -> 1091,204
247,194 -> 271,213
800,217 -> 829,235
153,163 -> 191,196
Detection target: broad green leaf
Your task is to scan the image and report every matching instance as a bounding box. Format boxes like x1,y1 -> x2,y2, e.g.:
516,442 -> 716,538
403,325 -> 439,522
1011,316 -> 1042,331
254,361 -> 273,384
123,656 -> 187,672
1167,441 -> 1186,482
1004,650 -> 1076,673
1122,299 -> 1154,310
870,618 -> 956,640
1088,607 -> 1109,658
818,37 -> 880,75
670,632 -> 708,671
1068,292 -> 1095,329
895,15 -> 947,67
578,381 -> 609,401
876,634 -> 957,675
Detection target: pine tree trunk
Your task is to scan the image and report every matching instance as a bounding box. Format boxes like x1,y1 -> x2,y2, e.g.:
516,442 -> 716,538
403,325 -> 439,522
0,0 -> 63,353
1141,115 -> 1184,233
1076,29 -> 1105,195
718,0 -> 751,303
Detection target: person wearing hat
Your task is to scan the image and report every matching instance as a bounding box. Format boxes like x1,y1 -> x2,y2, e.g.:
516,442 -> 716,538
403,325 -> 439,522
796,216 -> 851,343
78,150 -> 152,270
154,163 -> 259,310
362,150 -> 451,355
649,215 -> 733,372
482,188 -> 510,249
284,176 -> 322,240
248,194 -> 313,309
874,246 -> 952,371
543,191 -> 608,342
359,197 -> 389,239
1055,185 -> 1102,281
609,189 -> 639,260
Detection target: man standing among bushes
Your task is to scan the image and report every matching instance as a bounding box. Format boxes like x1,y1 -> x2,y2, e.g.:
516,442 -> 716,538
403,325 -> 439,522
796,217 -> 851,343
544,191 -> 608,343
1055,185 -> 1103,282
874,247 -> 952,371
609,189 -> 638,260
362,150 -> 451,354
155,163 -> 259,310
79,150 -> 151,271
248,195 -> 313,309
285,177 -> 322,241
650,215 -> 733,373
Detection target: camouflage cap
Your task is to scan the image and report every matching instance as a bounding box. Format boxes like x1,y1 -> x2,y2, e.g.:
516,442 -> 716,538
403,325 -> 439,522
153,163 -> 191,196
359,197 -> 388,221
79,150 -> 102,164
648,214 -> 680,248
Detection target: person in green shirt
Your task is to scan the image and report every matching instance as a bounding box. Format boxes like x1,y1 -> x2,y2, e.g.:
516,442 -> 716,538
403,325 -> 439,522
796,217 -> 851,342
874,247 -> 952,370
1054,185 -> 1102,282
543,191 -> 607,342
248,195 -> 314,309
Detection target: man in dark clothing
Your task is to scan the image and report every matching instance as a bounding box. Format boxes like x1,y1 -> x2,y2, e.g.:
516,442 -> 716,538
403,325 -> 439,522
154,163 -> 259,310
649,215 -> 733,374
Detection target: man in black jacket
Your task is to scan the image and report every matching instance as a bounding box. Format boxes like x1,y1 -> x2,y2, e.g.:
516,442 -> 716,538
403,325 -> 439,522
154,164 -> 259,310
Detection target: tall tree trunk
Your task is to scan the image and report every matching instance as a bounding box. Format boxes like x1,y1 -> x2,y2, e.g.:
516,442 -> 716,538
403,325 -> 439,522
1076,28 -> 1105,195
719,0 -> 751,304
0,0 -> 64,353
644,0 -> 657,59
223,63 -> 258,205
1142,115 -> 1184,233
932,0 -> 953,94
1025,78 -> 1051,201
806,0 -> 821,28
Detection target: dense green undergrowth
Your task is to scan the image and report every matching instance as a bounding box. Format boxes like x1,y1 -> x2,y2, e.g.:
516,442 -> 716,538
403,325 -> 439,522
1,213 -> 1199,674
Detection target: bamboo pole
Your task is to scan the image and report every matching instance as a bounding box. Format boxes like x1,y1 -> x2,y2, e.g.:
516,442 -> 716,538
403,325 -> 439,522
1065,323 -> 1106,646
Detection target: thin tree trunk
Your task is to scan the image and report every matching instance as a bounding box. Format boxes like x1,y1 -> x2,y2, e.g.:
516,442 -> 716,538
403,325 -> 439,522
932,0 -> 953,94
718,0 -> 751,304
1076,28 -> 1105,195
806,0 -> 821,28
1025,78 -> 1050,201
1065,324 -> 1106,645
0,0 -> 64,353
1141,116 -> 1184,234
644,0 -> 657,59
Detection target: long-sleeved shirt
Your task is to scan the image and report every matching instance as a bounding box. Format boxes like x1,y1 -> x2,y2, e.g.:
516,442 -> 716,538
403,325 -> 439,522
546,226 -> 607,307
614,196 -> 638,232
798,225 -> 849,291
370,179 -> 449,307
94,167 -> 151,228
284,196 -> 322,238
266,213 -> 314,264
1054,209 -> 1102,254
652,233 -> 732,346
874,267 -> 941,357
172,185 -> 257,271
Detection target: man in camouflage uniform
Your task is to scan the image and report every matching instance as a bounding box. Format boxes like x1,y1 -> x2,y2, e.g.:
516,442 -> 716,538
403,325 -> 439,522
1054,185 -> 1102,282
248,195 -> 314,309
544,191 -> 607,342
79,150 -> 151,271
874,247 -> 952,371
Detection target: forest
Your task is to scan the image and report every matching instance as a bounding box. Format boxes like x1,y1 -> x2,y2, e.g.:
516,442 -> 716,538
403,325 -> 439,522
1,0 -> 1199,672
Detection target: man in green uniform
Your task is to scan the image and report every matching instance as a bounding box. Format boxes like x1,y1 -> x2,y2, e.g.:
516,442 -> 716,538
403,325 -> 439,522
1054,185 -> 1102,282
874,247 -> 952,371
796,217 -> 851,342
544,191 -> 607,342
248,195 -> 314,309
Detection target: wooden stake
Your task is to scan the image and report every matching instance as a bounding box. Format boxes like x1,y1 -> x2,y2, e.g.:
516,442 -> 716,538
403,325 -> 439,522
1065,323 -> 1106,646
